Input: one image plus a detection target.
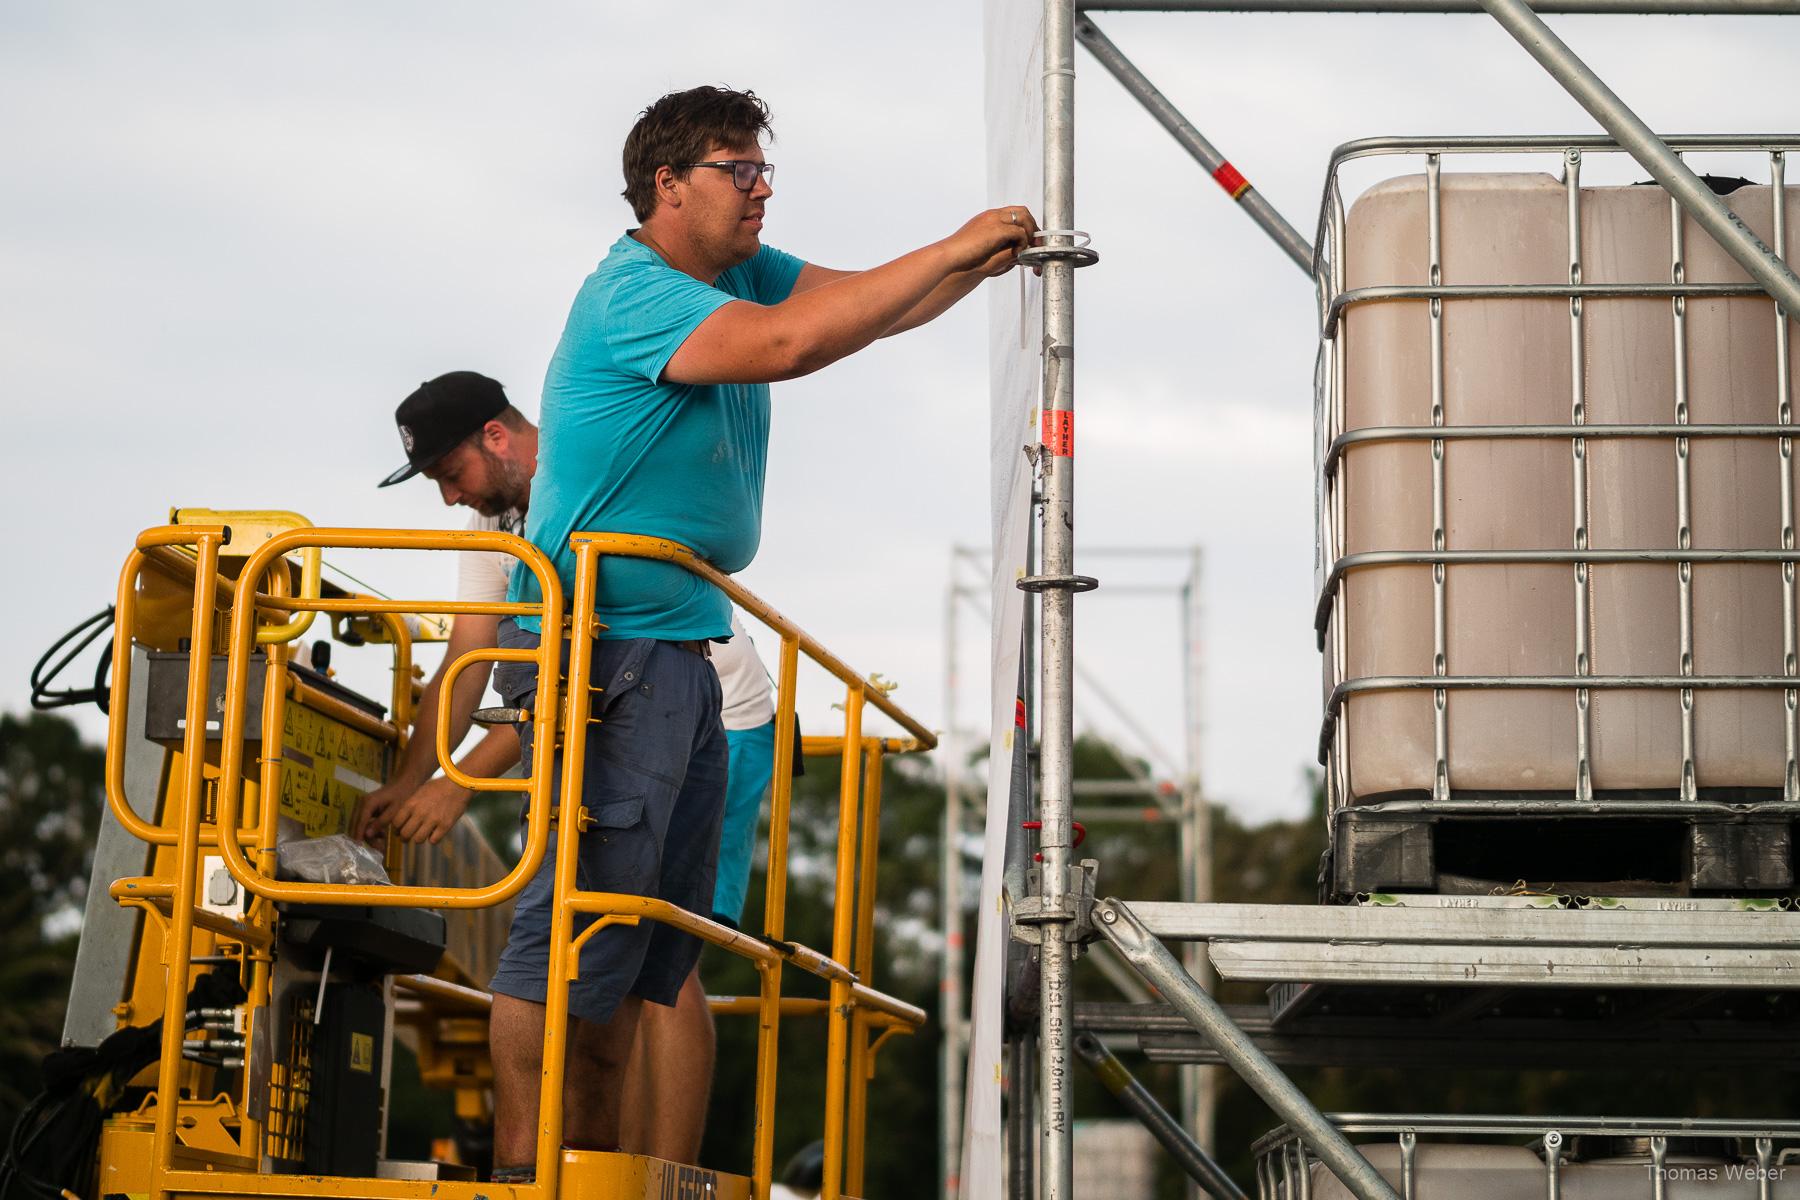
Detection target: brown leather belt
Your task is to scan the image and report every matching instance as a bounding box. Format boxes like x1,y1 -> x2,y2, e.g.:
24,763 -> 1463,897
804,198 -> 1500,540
668,638 -> 712,659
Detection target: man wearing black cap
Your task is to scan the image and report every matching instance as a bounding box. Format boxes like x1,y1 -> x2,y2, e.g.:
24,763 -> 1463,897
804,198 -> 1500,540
360,370 -> 538,845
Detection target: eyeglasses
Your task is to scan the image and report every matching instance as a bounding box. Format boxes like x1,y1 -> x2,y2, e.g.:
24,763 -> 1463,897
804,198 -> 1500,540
676,160 -> 775,191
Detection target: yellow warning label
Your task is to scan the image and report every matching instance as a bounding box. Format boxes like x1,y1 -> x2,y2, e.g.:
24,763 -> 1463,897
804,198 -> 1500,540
349,1032 -> 374,1073
276,702 -> 387,837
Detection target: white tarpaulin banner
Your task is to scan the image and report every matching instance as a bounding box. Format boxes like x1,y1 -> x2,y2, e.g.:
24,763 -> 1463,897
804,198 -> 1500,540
964,2 -> 1042,1196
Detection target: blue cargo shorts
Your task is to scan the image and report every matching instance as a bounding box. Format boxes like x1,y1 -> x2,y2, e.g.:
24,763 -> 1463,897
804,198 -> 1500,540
488,618 -> 727,1024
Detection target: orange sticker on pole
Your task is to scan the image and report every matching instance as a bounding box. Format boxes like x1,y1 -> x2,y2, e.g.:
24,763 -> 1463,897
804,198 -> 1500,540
1042,409 -> 1073,457
1212,161 -> 1251,200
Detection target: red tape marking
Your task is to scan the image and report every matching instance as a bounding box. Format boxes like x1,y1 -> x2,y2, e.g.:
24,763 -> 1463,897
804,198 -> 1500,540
1213,161 -> 1251,200
1042,409 -> 1074,458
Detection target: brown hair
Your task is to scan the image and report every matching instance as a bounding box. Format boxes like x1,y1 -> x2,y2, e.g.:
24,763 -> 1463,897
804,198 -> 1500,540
622,86 -> 773,222
460,404 -> 532,451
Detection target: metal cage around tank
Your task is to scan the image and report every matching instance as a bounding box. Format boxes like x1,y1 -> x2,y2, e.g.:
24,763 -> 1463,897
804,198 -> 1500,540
1314,135 -> 1800,823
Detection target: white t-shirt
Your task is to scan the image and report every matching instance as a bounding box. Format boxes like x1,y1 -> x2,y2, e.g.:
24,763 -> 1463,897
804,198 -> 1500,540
458,510 -> 773,731
457,510 -> 526,604
714,616 -> 775,732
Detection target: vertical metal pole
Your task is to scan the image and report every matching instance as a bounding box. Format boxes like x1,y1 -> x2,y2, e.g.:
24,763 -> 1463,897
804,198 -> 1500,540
1776,151 -> 1799,806
1567,148 -> 1595,804
1036,0 -> 1080,1196
1327,180 -> 1352,816
1178,550 -> 1215,1175
1477,0 -> 1800,319
1671,178 -> 1699,802
846,741 -> 885,1200
942,573 -> 965,1200
821,685 -> 865,1200
1008,1034 -> 1038,1200
1426,153 -> 1450,806
148,530 -> 225,1200
535,540 -> 606,1189
753,635 -> 800,1200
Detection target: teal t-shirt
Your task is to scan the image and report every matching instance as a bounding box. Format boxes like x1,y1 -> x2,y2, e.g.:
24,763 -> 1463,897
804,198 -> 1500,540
512,234 -> 805,639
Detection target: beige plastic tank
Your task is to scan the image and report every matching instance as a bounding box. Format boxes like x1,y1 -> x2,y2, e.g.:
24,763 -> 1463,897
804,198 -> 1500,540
1298,1143 -> 1800,1199
1327,172 -> 1800,802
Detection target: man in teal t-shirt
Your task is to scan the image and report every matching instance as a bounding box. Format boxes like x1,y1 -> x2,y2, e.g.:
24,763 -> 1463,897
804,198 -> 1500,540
507,236 -> 802,640
487,84 -> 1040,1177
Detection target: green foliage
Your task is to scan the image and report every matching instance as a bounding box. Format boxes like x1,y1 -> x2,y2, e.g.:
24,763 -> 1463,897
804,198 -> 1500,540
0,712 -> 106,1131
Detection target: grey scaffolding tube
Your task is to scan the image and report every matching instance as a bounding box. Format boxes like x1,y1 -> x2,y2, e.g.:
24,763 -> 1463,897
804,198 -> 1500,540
1024,2 -> 1085,1199
1075,16 -> 1314,272
1074,1033 -> 1248,1200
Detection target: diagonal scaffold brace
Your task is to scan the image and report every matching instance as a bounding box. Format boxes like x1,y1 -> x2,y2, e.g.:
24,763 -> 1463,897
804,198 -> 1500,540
1075,15 -> 1315,273
1074,1032 -> 1249,1200
1091,897 -> 1402,1200
1478,0 -> 1800,318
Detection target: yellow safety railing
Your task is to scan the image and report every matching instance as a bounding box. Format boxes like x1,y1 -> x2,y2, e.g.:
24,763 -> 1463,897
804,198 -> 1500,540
545,532 -> 934,1200
109,522 -> 934,1200
105,529 -> 410,852
107,525 -> 566,1200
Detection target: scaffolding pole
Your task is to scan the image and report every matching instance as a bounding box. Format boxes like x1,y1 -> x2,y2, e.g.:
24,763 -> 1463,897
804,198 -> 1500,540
1028,2 -> 1083,1197
1075,16 -> 1314,272
946,545 -> 1208,1196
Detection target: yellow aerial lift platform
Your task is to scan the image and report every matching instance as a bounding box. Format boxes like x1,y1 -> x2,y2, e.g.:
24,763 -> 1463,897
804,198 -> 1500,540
42,510 -> 931,1200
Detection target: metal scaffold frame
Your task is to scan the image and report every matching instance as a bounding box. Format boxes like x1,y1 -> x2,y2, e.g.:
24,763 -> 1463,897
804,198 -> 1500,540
1005,1 -> 1800,1199
941,545 -> 1210,1199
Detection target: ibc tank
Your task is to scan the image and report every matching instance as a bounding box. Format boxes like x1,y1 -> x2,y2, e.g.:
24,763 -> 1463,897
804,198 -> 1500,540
1320,169 -> 1800,807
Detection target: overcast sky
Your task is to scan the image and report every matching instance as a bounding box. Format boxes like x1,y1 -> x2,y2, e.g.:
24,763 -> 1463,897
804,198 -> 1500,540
4,3 -> 1798,823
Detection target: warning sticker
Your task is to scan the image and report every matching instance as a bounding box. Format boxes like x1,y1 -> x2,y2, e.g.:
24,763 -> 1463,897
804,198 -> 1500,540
276,703 -> 388,837
349,1032 -> 374,1073
1041,409 -> 1074,458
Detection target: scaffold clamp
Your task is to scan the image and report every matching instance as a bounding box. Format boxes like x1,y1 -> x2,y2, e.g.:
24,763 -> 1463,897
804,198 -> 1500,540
1018,573 -> 1099,593
1010,858 -> 1101,951
1018,229 -> 1100,269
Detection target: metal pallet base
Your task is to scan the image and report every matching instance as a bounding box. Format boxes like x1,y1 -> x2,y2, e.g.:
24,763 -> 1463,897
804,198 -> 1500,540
1330,802 -> 1799,900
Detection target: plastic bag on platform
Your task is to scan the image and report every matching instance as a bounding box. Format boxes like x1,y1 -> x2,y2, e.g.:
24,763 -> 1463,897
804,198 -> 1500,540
276,830 -> 392,886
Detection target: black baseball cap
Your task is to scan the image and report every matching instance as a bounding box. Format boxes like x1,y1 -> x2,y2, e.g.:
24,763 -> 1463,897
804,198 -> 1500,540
378,371 -> 509,487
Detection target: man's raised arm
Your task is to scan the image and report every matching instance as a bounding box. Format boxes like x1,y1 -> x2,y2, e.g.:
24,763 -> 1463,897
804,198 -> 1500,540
663,206 -> 1038,386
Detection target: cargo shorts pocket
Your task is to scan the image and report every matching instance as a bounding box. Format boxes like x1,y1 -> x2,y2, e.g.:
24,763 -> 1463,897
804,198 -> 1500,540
587,793 -> 646,840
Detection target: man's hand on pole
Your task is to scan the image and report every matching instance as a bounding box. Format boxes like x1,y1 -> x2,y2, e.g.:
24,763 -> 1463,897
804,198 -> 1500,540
943,206 -> 1040,277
